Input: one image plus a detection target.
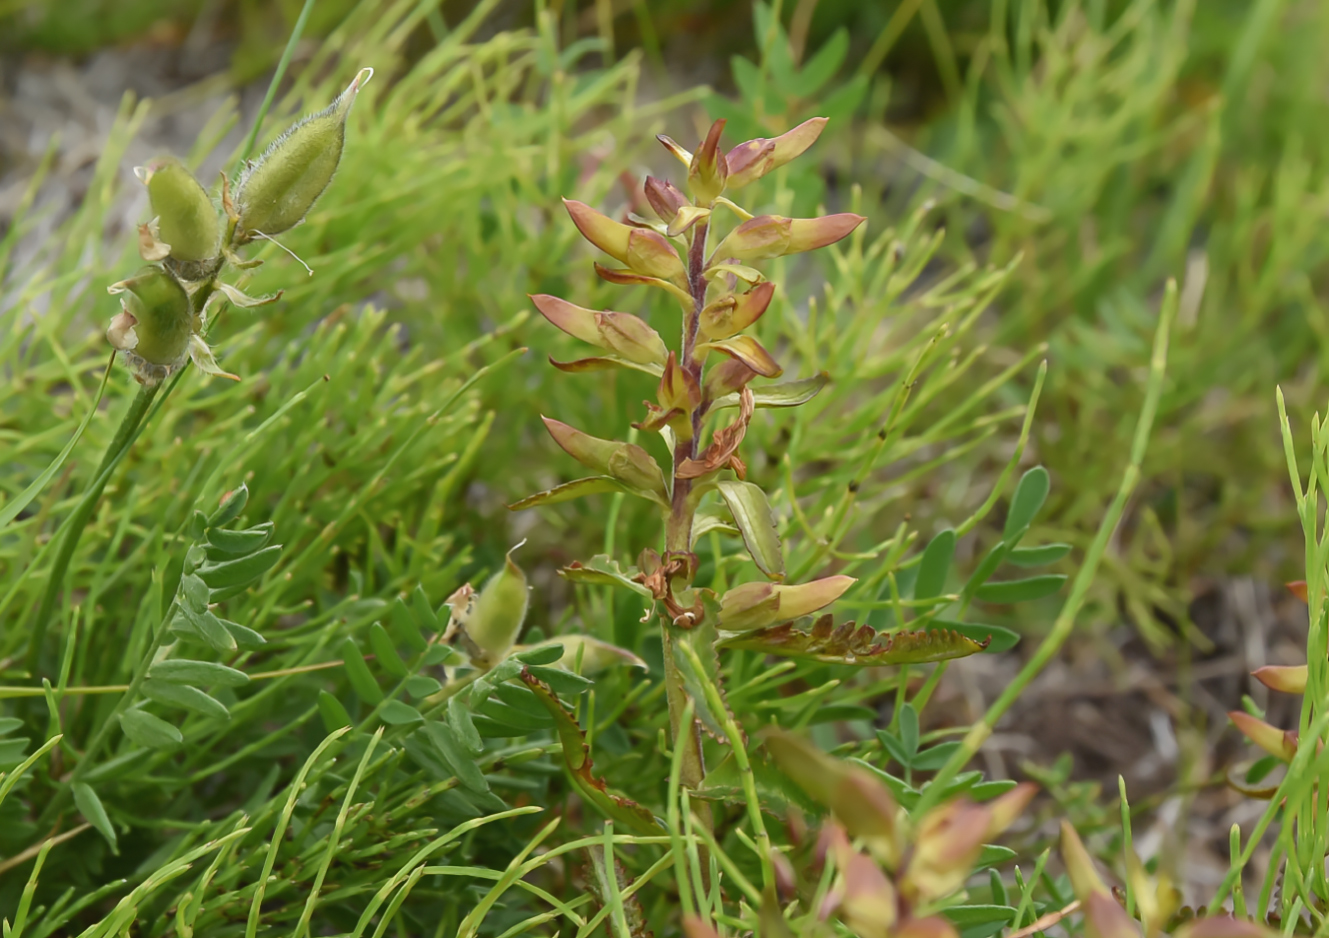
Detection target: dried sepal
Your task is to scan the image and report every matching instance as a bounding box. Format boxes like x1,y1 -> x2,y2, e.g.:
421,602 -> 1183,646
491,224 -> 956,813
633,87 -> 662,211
678,387 -> 756,479
699,281 -> 775,340
137,221 -> 171,262
1228,711 -> 1297,761
718,617 -> 987,665
530,294 -> 667,365
718,576 -> 856,632
688,118 -> 728,205
1251,664 -> 1307,695
216,281 -> 283,309
187,335 -> 240,381
542,417 -> 669,504
726,117 -> 829,189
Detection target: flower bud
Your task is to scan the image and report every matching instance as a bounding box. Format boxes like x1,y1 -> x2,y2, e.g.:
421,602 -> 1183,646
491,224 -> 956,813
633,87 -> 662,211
726,117 -> 828,189
138,157 -> 220,269
786,213 -> 866,253
644,176 -> 689,224
530,294 -> 667,365
465,544 -> 530,667
564,199 -> 686,282
542,417 -> 669,502
905,799 -> 991,902
704,359 -> 758,399
719,576 -> 855,631
658,352 -> 702,415
688,118 -> 728,206
235,67 -> 371,241
699,281 -> 775,340
107,266 -> 196,381
1252,664 -> 1307,694
701,335 -> 782,378
712,212 -> 866,262
1229,711 -> 1297,760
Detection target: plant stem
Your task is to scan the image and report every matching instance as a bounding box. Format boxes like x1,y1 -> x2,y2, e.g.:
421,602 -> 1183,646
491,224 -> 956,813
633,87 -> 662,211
28,380 -> 161,674
662,218 -> 712,804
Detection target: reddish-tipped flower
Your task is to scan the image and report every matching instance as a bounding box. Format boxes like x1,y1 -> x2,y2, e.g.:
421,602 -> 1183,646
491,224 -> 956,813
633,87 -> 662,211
712,212 -> 865,262
904,799 -> 992,902
726,117 -> 829,189
720,576 -> 856,631
658,351 -> 702,415
701,334 -> 783,377
1229,711 -> 1298,761
644,176 -> 689,224
563,199 -> 685,282
688,118 -> 729,205
787,213 -> 866,253
699,281 -> 775,340
1252,664 -> 1308,695
529,294 -> 667,365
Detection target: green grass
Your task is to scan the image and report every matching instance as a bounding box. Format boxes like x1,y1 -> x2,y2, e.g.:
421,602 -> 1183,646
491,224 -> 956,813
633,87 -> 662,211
1,0 -> 1327,934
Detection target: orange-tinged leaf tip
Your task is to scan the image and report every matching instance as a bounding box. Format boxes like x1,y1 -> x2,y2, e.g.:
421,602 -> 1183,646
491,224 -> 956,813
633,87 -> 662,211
1228,711 -> 1297,761
1060,820 -> 1107,901
1287,580 -> 1308,602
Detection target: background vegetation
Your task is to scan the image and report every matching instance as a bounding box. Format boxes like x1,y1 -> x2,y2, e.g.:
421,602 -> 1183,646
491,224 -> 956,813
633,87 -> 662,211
1,0 -> 1325,934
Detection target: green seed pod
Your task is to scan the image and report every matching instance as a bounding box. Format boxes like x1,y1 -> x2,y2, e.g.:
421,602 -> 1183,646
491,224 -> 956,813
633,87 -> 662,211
234,68 -> 371,242
106,266 -> 196,383
463,543 -> 530,668
138,157 -> 220,267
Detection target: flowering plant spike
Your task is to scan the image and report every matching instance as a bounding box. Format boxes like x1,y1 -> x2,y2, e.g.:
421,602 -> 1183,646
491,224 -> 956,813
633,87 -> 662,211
512,115 -> 986,801
107,68 -> 371,385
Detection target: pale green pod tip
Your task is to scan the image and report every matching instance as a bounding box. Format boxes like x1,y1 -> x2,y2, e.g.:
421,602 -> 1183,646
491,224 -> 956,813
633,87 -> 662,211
234,67 -> 373,241
467,540 -> 530,666
140,156 -> 220,265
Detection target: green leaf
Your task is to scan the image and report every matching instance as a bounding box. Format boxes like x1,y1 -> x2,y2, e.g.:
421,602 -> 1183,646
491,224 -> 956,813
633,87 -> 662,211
148,659 -> 250,688
977,845 -> 1018,870
911,740 -> 963,771
447,699 -> 484,755
798,28 -> 849,96
389,596 -> 429,651
806,704 -> 877,725
525,665 -> 593,696
141,679 -> 230,720
410,584 -> 440,633
204,522 -> 274,556
0,360 -> 111,532
508,477 -> 634,511
120,709 -> 184,748
340,639 -> 384,704
877,731 -> 912,768
423,644 -> 459,666
368,623 -> 408,678
974,575 -> 1066,604
898,703 -> 919,757
969,779 -> 1020,800
318,691 -> 351,732
915,528 -> 956,600
720,618 -> 987,665
672,618 -> 735,742
716,479 -> 785,580
514,644 -> 564,665
944,905 -> 1017,926
520,669 -> 660,832
72,781 -> 118,850
712,372 -> 830,410
479,700 -> 554,733
424,721 -> 490,794
220,617 -> 266,649
961,541 -> 1010,599
0,717 -> 23,735
1008,543 -> 1071,567
160,551 -> 185,620
930,620 -> 1021,654
406,675 -> 443,698
0,738 -> 28,769
178,603 -> 237,653
380,700 -> 424,725
208,483 -> 249,527
557,554 -> 653,598
196,545 -> 282,590
1003,466 -> 1049,541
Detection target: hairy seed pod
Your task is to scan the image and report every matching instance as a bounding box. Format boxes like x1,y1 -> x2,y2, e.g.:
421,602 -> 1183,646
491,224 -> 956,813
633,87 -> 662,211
139,157 -> 220,269
106,266 -> 196,383
235,67 -> 371,242
464,544 -> 530,667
